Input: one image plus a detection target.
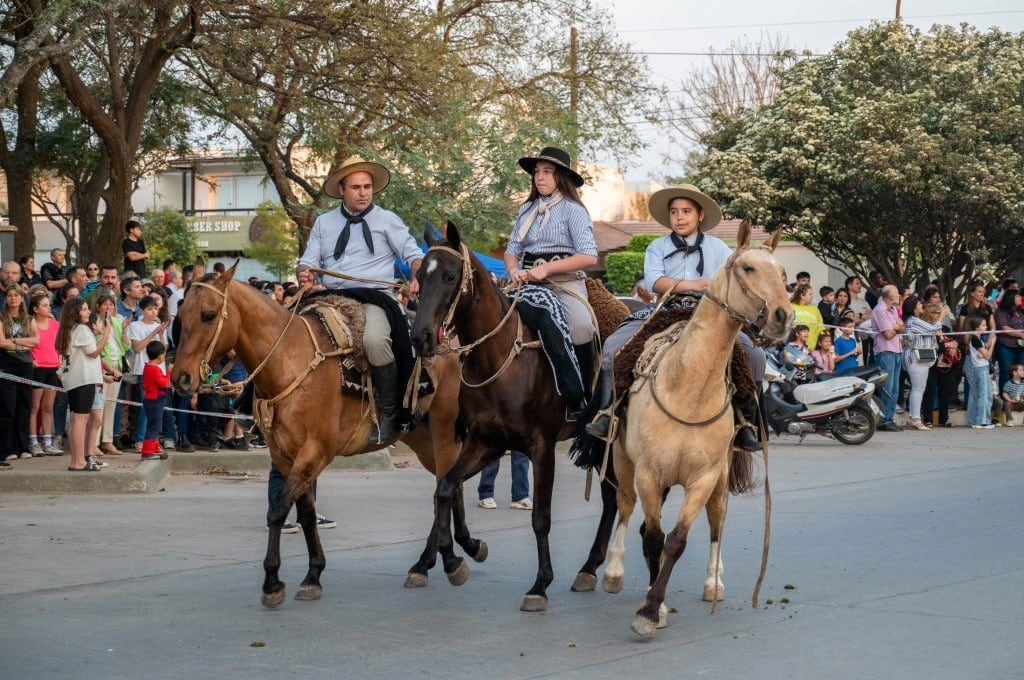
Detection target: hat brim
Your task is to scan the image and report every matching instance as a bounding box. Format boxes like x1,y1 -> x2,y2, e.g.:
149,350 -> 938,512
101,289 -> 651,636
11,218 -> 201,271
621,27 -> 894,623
518,156 -> 585,188
324,162 -> 391,199
649,186 -> 722,231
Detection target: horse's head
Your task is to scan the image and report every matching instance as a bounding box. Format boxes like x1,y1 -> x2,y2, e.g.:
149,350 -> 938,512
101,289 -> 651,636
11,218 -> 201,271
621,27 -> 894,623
410,222 -> 476,357
713,221 -> 794,341
171,262 -> 241,394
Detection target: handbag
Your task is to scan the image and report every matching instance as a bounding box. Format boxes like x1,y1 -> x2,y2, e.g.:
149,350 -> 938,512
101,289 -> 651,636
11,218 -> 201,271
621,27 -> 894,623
937,339 -> 962,371
913,347 -> 937,363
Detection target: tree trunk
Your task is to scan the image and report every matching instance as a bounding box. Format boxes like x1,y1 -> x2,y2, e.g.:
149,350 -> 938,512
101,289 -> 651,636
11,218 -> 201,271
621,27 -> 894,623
2,63 -> 46,259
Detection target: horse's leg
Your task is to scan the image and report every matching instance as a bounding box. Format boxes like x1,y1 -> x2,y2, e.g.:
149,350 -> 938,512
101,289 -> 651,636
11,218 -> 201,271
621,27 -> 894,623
262,473 -> 296,608
435,436 -> 500,586
631,471 -> 718,639
702,474 -> 730,602
452,481 -> 488,562
603,446 -> 637,594
521,443 -> 556,612
572,475 -> 618,592
294,490 -> 327,601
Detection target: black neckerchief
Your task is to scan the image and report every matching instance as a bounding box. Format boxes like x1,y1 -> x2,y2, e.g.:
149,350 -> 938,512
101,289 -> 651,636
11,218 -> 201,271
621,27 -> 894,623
334,204 -> 376,259
664,231 -> 705,275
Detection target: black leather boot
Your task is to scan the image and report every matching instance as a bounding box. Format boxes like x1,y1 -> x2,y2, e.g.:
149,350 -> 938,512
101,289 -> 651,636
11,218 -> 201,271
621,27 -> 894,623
584,369 -> 615,439
567,341 -> 596,421
734,399 -> 761,452
370,363 -> 400,445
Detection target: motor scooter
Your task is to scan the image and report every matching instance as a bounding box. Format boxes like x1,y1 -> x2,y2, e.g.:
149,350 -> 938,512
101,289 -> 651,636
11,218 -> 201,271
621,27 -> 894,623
761,346 -> 885,445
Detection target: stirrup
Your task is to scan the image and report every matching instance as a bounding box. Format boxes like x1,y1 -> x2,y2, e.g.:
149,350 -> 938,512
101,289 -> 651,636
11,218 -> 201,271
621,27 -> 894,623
584,410 -> 618,442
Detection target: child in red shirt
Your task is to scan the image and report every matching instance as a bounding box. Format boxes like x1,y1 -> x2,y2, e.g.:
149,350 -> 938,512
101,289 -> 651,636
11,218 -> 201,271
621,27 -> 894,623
141,340 -> 171,460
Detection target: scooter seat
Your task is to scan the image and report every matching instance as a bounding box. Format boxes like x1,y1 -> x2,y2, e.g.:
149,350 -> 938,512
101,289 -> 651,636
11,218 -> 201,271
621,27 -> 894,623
793,378 -> 871,404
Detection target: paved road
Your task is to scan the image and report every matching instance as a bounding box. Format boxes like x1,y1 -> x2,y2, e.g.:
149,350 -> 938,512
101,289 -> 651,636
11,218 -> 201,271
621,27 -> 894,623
1,428 -> 1022,679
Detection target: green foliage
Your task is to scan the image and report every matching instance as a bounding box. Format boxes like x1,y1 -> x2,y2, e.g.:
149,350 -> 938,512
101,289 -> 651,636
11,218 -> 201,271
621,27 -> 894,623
697,22 -> 1024,304
605,251 -> 645,294
142,207 -> 200,270
245,202 -> 299,282
627,234 -> 659,253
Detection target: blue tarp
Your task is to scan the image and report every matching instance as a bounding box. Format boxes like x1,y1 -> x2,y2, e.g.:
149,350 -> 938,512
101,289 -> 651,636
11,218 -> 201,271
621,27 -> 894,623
396,242 -> 506,279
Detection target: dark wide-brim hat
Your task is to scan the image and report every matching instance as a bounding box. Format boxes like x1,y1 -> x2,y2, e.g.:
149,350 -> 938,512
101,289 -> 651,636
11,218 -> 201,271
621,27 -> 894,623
518,146 -> 585,188
649,184 -> 723,231
323,156 -> 391,199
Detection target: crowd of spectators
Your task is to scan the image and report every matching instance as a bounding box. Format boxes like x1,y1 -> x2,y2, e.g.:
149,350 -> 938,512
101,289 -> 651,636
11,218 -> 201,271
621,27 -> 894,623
0,221 -> 295,469
782,271 -> 1024,432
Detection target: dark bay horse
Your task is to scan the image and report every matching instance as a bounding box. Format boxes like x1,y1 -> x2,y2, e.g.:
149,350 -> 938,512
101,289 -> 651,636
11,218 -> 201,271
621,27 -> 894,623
171,264 -> 486,607
409,225 -> 577,612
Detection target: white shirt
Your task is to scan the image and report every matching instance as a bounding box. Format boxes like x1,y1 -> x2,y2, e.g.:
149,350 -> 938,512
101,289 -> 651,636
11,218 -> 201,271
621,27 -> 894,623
127,319 -> 166,375
62,324 -> 102,391
642,232 -> 733,293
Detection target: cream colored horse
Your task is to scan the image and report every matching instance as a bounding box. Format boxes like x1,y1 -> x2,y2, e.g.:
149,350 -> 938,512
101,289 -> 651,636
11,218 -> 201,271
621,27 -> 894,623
602,222 -> 793,639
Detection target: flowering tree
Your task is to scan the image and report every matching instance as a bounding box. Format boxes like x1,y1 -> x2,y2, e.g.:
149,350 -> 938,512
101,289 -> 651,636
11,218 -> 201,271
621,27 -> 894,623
697,22 -> 1024,304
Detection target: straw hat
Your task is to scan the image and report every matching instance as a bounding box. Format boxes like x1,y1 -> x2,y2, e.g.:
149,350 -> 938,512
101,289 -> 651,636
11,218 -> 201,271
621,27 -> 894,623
518,146 -> 585,188
323,156 -> 391,199
649,184 -> 723,231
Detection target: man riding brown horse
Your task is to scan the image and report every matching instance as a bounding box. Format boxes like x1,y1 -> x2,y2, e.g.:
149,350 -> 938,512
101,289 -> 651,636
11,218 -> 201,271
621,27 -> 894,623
296,156 -> 423,444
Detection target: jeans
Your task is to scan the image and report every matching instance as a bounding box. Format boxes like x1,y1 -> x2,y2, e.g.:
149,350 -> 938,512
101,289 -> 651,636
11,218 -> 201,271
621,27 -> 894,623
143,395 -> 167,442
874,351 -> 902,425
964,363 -> 992,426
478,451 -> 531,502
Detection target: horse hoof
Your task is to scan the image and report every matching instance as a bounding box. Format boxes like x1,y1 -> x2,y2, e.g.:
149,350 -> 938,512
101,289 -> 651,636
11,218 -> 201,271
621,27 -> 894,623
472,541 -> 489,563
602,573 -> 624,594
261,587 -> 286,609
702,584 -> 725,602
446,560 -> 470,586
404,572 -> 428,588
295,584 -> 322,601
520,595 -> 548,612
631,614 -> 658,640
571,572 -> 597,592
658,604 -> 669,629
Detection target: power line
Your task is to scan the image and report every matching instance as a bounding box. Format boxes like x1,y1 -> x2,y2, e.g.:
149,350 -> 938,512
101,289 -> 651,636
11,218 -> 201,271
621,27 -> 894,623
618,10 -> 1024,34
639,50 -> 826,57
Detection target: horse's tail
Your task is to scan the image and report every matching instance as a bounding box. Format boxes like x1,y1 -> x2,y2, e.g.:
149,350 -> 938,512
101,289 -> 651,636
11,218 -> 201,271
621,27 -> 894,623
728,446 -> 760,495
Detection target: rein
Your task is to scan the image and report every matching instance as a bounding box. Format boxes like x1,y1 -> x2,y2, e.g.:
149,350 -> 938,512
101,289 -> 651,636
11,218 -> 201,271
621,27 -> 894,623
426,244 -> 540,387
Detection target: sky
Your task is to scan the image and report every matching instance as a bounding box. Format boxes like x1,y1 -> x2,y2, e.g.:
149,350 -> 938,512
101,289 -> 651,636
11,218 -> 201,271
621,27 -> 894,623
606,1 -> 1024,181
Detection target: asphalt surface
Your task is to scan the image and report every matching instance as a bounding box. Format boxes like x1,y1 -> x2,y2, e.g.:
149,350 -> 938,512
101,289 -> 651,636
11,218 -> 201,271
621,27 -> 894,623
1,428 -> 1022,679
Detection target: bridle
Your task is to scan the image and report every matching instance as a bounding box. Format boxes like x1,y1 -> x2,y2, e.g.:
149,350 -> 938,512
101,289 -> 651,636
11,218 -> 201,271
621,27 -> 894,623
702,245 -> 773,326
423,243 -> 539,388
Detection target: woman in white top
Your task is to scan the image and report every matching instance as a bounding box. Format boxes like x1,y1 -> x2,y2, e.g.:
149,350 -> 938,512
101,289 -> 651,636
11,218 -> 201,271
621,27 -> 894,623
56,299 -> 110,471
901,296 -> 942,430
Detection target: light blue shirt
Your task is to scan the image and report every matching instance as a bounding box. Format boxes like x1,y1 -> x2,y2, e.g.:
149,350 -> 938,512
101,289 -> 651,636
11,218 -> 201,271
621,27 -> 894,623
505,196 -> 597,260
299,204 -> 422,291
643,232 -> 733,293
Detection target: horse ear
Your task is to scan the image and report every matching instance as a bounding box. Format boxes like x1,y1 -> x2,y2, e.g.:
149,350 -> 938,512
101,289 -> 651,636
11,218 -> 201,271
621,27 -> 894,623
736,220 -> 752,249
764,227 -> 784,253
446,221 -> 461,250
223,259 -> 240,281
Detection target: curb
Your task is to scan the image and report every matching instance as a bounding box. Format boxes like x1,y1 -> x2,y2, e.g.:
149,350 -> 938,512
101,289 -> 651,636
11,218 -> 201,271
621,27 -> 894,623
0,449 -> 393,495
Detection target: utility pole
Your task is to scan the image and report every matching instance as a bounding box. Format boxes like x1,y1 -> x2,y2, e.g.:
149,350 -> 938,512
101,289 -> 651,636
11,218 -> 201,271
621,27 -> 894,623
895,0 -> 902,22
569,25 -> 579,172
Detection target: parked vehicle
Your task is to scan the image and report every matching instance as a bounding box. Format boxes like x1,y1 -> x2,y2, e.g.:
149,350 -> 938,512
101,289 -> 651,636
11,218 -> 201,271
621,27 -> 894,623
762,346 -> 885,445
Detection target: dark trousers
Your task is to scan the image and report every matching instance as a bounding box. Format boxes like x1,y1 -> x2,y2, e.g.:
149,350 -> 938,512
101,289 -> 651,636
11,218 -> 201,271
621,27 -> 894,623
0,355 -> 33,458
923,366 -> 957,426
143,394 -> 167,442
477,451 -> 531,502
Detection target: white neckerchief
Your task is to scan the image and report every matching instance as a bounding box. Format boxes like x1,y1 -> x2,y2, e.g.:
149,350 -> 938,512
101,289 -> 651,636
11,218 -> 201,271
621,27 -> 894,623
515,192 -> 564,242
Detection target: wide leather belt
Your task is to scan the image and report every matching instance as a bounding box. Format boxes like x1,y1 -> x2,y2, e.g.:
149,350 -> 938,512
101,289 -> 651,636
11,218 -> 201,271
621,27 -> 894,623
522,251 -> 573,269
665,294 -> 702,310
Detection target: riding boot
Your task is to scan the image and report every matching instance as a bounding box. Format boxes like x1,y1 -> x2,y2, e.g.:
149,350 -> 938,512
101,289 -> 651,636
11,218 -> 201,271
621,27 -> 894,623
734,399 -> 761,452
567,341 -> 595,421
369,363 -> 400,445
584,369 -> 615,439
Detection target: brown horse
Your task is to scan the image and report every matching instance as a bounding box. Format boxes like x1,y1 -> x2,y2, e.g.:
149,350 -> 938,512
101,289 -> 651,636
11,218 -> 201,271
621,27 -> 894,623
600,223 -> 792,638
410,225 -> 578,612
171,264 -> 485,607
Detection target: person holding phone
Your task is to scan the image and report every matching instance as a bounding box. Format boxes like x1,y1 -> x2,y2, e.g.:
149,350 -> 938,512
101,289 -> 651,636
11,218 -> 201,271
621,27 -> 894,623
94,294 -> 125,454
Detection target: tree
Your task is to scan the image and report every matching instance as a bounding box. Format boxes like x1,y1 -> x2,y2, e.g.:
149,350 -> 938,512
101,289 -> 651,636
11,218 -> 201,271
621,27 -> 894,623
180,0 -> 659,251
245,201 -> 298,282
697,22 -> 1024,304
142,206 -> 200,269
46,1 -> 201,263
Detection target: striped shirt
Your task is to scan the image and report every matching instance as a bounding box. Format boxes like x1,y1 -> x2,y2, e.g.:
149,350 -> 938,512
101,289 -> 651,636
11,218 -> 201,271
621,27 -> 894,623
1003,379 -> 1024,401
904,315 -> 942,350
505,196 -> 597,260
299,204 -> 422,291
642,232 -> 733,293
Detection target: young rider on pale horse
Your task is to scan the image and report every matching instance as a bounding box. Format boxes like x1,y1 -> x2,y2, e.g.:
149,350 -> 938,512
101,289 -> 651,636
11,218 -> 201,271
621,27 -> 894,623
586,184 -> 762,451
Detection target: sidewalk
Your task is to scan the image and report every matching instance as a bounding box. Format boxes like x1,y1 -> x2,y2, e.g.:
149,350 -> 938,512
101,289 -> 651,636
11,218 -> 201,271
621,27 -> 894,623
0,443 -> 393,494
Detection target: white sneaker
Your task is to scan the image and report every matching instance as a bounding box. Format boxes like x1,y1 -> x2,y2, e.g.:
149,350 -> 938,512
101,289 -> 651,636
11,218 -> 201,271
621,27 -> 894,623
42,444 -> 64,455
478,497 -> 498,510
981,423 -> 996,429
509,498 -> 533,511
28,443 -> 43,456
